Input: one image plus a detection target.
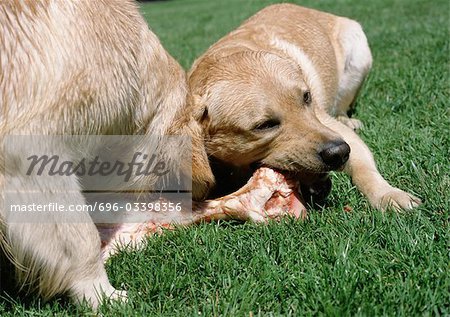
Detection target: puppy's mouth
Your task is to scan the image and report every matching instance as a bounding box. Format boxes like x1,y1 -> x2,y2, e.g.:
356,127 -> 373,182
251,162 -> 333,207
203,161 -> 306,220
208,158 -> 331,209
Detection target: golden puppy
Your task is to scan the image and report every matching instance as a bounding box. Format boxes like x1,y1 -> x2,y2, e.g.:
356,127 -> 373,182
0,0 -> 213,308
188,4 -> 420,210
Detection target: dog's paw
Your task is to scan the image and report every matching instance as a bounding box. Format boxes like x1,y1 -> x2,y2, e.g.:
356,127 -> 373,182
86,287 -> 128,309
70,276 -> 127,309
337,116 -> 363,131
377,187 -> 421,211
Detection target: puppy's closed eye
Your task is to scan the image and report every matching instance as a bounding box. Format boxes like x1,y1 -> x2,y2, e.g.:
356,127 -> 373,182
253,118 -> 281,131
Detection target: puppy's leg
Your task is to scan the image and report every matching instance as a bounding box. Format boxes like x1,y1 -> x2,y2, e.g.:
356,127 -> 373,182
326,20 -> 421,209
2,169 -> 125,308
316,110 -> 421,210
334,18 -> 372,131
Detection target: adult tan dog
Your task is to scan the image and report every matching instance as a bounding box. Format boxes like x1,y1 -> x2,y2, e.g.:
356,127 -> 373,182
188,4 -> 421,210
0,0 -> 213,308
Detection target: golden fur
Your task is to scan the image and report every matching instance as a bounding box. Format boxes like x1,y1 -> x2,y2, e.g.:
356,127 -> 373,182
189,4 -> 421,210
0,0 -> 213,308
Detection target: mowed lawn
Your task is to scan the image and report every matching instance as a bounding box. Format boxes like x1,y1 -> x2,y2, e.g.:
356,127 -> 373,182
1,0 -> 448,316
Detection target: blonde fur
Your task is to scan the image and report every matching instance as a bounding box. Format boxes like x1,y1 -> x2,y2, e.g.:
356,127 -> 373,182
0,0 -> 214,308
189,4 -> 421,211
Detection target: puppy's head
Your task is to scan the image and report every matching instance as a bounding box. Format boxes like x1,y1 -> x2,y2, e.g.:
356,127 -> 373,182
189,51 -> 349,196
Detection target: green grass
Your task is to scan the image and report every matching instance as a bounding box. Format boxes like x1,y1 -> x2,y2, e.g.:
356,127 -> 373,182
1,0 -> 449,315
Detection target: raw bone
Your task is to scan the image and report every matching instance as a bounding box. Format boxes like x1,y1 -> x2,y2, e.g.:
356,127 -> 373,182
97,167 -> 306,260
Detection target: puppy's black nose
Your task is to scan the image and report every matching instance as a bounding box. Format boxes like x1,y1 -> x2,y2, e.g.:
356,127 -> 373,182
319,140 -> 350,170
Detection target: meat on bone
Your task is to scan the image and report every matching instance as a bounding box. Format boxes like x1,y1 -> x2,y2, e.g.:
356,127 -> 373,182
97,167 -> 307,260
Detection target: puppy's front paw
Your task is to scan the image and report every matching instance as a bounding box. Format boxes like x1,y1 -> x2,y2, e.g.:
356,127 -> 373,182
377,188 -> 421,211
337,116 -> 363,131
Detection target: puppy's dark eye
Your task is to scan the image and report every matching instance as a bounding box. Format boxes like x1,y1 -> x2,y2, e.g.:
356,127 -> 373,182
303,91 -> 312,105
253,119 -> 281,131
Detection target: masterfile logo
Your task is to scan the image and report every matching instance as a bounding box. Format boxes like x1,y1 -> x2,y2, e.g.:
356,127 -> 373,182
4,135 -> 193,223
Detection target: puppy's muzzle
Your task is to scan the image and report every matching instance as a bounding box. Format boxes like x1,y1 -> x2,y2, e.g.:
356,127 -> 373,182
319,140 -> 350,170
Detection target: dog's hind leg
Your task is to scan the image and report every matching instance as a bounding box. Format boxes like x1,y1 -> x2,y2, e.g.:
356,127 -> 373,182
315,109 -> 421,211
333,18 -> 373,131
1,164 -> 126,308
